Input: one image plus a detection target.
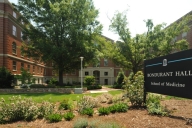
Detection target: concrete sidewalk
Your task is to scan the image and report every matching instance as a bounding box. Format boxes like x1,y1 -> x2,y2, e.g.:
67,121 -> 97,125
89,89 -> 108,93
86,86 -> 119,93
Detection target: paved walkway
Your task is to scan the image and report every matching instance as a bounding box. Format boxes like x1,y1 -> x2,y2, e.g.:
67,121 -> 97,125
85,86 -> 119,93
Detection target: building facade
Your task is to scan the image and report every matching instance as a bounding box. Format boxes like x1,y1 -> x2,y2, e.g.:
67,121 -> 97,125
2,0 -> 191,85
0,0 -> 129,85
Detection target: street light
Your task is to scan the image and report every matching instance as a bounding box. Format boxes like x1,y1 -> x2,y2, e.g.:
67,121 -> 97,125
80,57 -> 84,92
110,68 -> 112,86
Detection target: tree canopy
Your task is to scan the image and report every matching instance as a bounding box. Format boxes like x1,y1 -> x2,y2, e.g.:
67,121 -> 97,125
14,0 -> 102,85
108,11 -> 191,74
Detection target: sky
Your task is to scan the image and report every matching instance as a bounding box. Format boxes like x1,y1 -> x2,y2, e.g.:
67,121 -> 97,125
9,0 -> 192,41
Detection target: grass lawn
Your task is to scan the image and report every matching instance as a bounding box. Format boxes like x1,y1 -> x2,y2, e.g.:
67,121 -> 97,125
0,90 -> 123,103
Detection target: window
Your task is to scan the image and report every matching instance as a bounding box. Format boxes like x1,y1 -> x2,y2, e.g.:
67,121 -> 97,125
41,68 -> 43,74
37,67 -> 39,74
12,61 -> 17,71
21,63 -> 24,69
12,42 -> 16,54
27,65 -> 30,72
33,66 -> 35,73
85,71 -> 89,76
13,11 -> 16,18
104,72 -> 108,76
12,25 -> 17,36
104,59 -> 108,66
21,32 -> 23,40
44,69 -> 46,75
182,32 -> 187,39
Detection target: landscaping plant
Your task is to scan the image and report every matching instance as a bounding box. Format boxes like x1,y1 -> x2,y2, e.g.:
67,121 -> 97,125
98,107 -> 110,116
63,112 -> 75,121
46,113 -> 63,123
147,94 -> 170,116
124,71 -> 144,107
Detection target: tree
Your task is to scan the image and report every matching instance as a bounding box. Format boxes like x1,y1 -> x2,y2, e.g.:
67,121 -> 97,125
115,68 -> 125,89
15,68 -> 33,84
0,67 -> 14,88
13,0 -> 102,85
108,11 -> 191,74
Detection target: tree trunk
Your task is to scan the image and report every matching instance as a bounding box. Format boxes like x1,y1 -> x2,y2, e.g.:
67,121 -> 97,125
59,70 -> 64,86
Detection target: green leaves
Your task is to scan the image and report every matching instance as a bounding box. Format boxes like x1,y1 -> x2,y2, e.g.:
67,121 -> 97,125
14,0 -> 102,85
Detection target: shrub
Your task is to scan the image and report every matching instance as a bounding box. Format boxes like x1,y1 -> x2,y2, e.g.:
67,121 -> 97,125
81,108 -> 94,116
0,67 -> 14,88
59,99 -> 70,110
97,93 -> 113,104
37,101 -> 55,119
15,68 -> 33,84
84,76 -> 95,86
73,118 -> 88,128
116,103 -> 128,113
49,77 -> 58,85
124,71 -> 144,107
98,107 -> 110,116
0,96 -> 55,123
30,84 -> 56,88
77,96 -> 99,113
147,94 -> 169,116
46,113 -> 62,123
108,104 -> 118,113
115,68 -> 125,89
87,84 -> 102,90
63,111 -> 75,121
108,103 -> 128,113
0,96 -> 38,122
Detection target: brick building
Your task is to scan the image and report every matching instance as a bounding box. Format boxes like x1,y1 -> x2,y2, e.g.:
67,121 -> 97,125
170,10 -> 192,48
2,0 -> 191,85
0,0 -> 128,85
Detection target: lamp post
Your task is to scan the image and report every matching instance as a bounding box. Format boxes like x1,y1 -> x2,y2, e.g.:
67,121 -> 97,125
110,68 -> 112,86
80,57 -> 84,92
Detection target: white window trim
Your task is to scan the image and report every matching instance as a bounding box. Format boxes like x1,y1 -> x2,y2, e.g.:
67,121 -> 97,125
13,11 -> 16,18
12,25 -> 17,36
12,61 -> 17,71
12,42 -> 17,54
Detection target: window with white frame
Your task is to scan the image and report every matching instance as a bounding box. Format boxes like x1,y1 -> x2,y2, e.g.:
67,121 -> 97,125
33,66 -> 35,73
12,25 -> 17,36
12,42 -> 16,54
21,63 -> 24,69
182,32 -> 187,39
21,32 -> 23,40
27,65 -> 30,72
104,72 -> 108,76
104,59 -> 108,66
12,61 -> 17,71
85,71 -> 89,76
13,11 -> 16,18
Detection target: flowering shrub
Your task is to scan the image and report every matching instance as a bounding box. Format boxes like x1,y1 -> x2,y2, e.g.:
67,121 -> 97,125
77,96 -> 99,113
0,96 -> 55,123
37,101 -> 55,119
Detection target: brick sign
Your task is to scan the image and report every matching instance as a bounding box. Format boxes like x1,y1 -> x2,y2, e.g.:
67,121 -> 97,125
144,49 -> 192,99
